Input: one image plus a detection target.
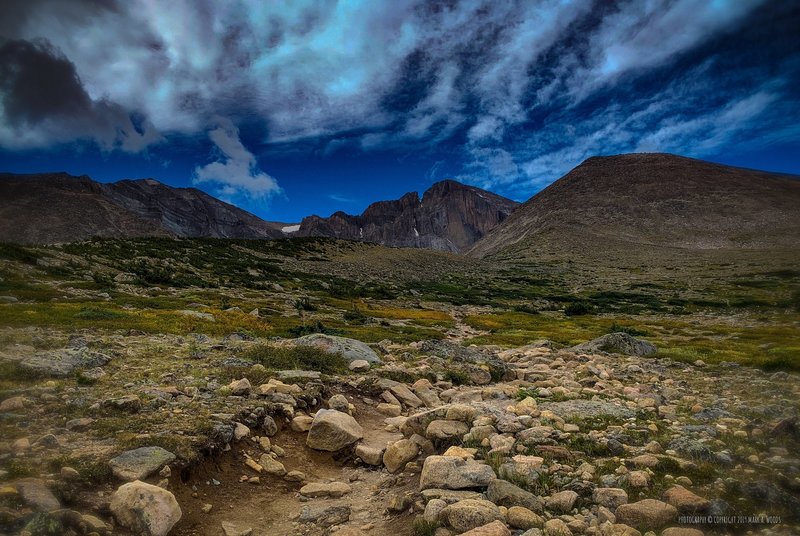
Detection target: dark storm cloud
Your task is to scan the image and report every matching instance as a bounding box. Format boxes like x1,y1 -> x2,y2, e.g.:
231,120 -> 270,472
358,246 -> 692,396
0,0 -> 797,196
0,39 -> 92,124
0,37 -> 161,151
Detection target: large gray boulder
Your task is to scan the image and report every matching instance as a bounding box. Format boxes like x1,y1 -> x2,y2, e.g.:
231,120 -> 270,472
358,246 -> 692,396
110,480 -> 182,536
306,409 -> 363,451
3,347 -> 112,377
570,333 -> 656,357
108,447 -> 176,481
440,499 -> 501,532
419,456 -> 496,490
293,334 -> 382,363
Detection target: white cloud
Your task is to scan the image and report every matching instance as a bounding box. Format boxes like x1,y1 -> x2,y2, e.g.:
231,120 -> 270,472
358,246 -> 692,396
193,117 -> 281,200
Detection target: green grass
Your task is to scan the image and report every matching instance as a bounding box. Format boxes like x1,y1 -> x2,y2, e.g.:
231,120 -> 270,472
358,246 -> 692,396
238,344 -> 349,374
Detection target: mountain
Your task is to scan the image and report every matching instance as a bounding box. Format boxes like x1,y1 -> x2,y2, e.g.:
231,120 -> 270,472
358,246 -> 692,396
0,172 -> 285,244
296,180 -> 519,252
470,153 -> 800,259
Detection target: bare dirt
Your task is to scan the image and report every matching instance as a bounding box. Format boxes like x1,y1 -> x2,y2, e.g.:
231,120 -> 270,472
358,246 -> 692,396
171,398 -> 418,536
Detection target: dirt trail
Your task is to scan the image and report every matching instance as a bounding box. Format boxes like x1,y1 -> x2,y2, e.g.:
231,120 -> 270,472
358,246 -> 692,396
171,398 -> 417,536
445,306 -> 490,343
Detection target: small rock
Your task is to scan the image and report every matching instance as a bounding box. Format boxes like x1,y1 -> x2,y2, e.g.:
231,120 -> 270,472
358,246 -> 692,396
544,518 -> 572,536
460,520 -> 512,536
662,486 -> 710,514
349,360 -> 371,372
228,378 -> 251,396
222,521 -> 253,536
257,455 -> 287,476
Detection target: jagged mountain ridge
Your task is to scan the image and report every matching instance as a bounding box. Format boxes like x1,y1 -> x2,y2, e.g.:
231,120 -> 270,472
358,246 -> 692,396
0,172 -> 285,244
470,153 -> 800,259
297,180 -> 519,252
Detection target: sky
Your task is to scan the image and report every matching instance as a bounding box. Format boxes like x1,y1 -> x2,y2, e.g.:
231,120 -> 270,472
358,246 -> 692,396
0,0 -> 798,223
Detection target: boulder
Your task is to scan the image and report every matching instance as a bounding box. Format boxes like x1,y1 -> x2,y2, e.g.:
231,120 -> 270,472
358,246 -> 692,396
440,499 -> 501,532
110,480 -> 181,536
383,439 -> 419,473
569,333 -> 656,357
593,488 -> 629,510
544,518 -> 572,536
306,409 -> 363,451
258,455 -> 287,476
506,506 -> 543,530
663,486 -> 710,514
486,479 -> 543,514
355,444 -> 385,465
426,419 -> 469,441
293,334 -> 382,363
390,384 -> 424,408
108,447 -> 175,481
661,528 -> 705,536
327,394 -> 351,413
546,490 -> 578,513
16,478 -> 60,512
460,520 -> 512,536
419,456 -> 496,490
615,499 -> 678,530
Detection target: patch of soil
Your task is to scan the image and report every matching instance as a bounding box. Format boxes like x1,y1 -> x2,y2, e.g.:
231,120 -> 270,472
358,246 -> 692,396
171,397 -> 417,536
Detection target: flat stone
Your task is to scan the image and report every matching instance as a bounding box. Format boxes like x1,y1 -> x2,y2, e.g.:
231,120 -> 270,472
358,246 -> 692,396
486,479 -> 543,514
276,370 -> 321,381
108,447 -> 176,481
222,521 -> 253,536
297,504 -> 351,527
390,384 -> 424,408
299,481 -> 352,498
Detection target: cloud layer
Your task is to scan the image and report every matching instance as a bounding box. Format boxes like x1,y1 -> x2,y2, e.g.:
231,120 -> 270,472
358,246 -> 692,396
1,0 -> 797,197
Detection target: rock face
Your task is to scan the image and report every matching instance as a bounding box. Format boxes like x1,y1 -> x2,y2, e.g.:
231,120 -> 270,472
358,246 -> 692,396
110,480 -> 182,536
306,409 -> 364,451
470,153 -> 800,259
570,333 -> 656,357
108,446 -> 175,481
293,334 -> 382,364
297,180 -> 519,253
0,172 -> 286,244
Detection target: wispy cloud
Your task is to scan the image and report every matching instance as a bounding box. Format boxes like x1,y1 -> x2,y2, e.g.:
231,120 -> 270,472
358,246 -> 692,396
193,117 -> 281,200
328,193 -> 356,204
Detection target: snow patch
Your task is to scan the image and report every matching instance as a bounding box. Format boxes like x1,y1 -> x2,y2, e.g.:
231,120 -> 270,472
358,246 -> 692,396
414,227 -> 419,237
282,225 -> 300,233
359,227 -> 364,238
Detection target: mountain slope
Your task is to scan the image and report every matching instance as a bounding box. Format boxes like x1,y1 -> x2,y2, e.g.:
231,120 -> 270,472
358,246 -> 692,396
297,180 -> 519,252
470,153 -> 800,259
0,172 -> 285,243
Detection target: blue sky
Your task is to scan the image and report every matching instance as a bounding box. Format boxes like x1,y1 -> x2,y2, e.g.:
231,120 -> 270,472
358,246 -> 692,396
0,0 -> 798,222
